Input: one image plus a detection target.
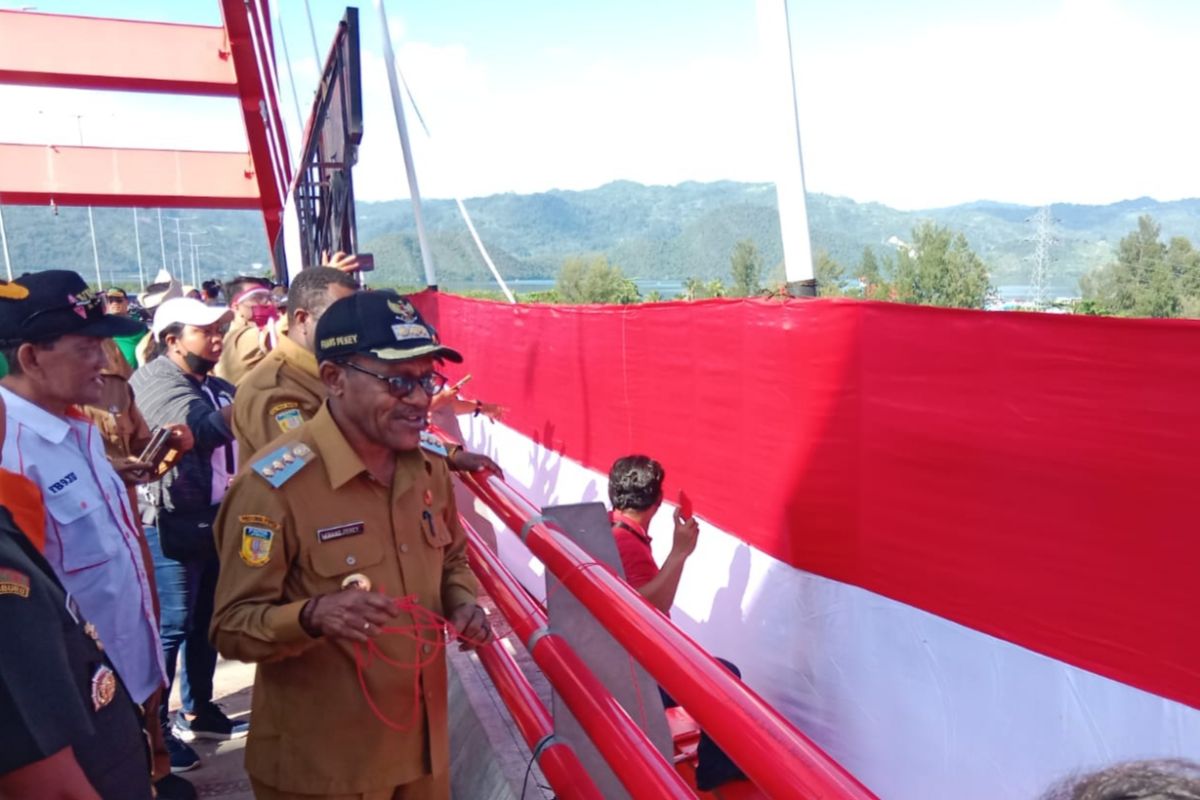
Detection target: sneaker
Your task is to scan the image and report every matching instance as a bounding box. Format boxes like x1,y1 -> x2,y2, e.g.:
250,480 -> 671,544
172,703 -> 249,742
154,773 -> 198,800
165,731 -> 200,773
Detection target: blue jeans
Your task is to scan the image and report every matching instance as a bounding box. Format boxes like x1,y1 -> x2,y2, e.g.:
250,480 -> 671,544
145,525 -> 219,731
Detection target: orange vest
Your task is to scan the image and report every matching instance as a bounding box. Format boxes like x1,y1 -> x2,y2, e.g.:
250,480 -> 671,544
0,468 -> 46,552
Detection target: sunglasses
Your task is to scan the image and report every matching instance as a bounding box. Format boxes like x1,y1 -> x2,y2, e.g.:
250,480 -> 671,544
340,361 -> 447,397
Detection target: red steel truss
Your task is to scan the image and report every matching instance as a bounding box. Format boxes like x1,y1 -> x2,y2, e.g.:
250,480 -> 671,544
0,7 -> 288,264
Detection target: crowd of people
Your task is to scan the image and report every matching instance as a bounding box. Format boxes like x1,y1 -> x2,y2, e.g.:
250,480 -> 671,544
2,263 -> 1192,800
0,263 -> 505,800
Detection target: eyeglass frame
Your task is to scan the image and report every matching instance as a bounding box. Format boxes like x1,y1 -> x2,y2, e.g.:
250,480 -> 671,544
338,360 -> 447,398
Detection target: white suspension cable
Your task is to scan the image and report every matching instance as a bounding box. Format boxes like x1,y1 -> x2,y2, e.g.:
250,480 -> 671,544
376,0 -> 437,288
392,54 -> 515,302
243,0 -> 290,207
302,0 -> 322,67
272,1 -> 307,151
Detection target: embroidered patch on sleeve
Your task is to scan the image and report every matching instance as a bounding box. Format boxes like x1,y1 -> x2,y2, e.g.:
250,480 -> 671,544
239,514 -> 279,567
269,401 -> 304,433
0,568 -> 30,598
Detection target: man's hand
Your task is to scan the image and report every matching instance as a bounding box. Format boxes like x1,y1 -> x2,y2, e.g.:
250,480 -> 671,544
321,250 -> 362,273
167,423 -> 194,453
449,450 -> 503,477
302,590 -> 400,642
478,402 -> 506,422
112,458 -> 153,486
670,510 -> 700,559
449,603 -> 491,651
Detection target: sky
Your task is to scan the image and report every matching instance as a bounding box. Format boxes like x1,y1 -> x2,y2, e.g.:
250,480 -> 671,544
0,0 -> 1198,210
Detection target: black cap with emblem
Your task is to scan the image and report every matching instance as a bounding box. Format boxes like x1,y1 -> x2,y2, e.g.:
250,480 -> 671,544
0,270 -> 145,345
315,291 -> 463,364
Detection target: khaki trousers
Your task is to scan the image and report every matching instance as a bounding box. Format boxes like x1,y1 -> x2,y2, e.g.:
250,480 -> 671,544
249,772 -> 449,800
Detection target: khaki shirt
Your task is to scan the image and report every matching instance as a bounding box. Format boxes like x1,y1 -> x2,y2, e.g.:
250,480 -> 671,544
215,315 -> 267,386
231,335 -> 324,457
210,403 -> 477,794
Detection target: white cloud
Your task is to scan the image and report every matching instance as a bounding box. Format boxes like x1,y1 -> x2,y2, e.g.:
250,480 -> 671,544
2,1 -> 1195,211
789,0 -> 1200,208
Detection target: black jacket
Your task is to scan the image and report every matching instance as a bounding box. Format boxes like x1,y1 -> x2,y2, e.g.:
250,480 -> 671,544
129,356 -> 236,517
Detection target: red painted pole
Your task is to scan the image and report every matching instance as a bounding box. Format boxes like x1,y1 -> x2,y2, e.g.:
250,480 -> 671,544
473,642 -> 603,800
459,471 -> 877,800
465,519 -> 695,799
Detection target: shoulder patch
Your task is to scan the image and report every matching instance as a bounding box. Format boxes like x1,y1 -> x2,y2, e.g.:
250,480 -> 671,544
0,568 -> 30,598
419,431 -> 449,458
273,406 -> 304,433
239,514 -> 279,567
251,443 -> 315,488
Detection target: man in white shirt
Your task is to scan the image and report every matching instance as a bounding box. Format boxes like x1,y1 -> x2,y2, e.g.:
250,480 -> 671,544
0,270 -> 180,795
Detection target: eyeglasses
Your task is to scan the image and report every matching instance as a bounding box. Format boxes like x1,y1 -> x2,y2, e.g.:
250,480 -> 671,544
340,361 -> 447,397
21,292 -> 105,329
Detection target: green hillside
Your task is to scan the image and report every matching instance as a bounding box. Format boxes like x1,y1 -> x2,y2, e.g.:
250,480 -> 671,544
3,183 -> 1199,296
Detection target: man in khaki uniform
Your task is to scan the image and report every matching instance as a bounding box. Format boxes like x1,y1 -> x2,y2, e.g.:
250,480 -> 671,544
211,291 -> 490,800
233,272 -> 501,481
215,276 -> 274,385
232,268 -> 357,455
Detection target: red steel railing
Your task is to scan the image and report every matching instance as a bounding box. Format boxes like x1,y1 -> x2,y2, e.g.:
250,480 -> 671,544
458,470 -> 878,800
464,517 -> 695,799
472,635 -> 603,800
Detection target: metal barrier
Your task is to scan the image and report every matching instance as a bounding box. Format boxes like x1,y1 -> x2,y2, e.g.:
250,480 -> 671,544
472,635 -> 603,800
464,516 -> 695,799
457,469 -> 878,800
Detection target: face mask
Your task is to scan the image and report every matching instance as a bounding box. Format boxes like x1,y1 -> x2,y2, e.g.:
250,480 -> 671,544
182,350 -> 218,375
250,304 -> 280,329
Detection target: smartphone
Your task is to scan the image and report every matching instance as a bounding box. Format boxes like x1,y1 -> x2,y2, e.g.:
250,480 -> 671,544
678,490 -> 693,521
449,374 -> 473,393
138,427 -> 173,470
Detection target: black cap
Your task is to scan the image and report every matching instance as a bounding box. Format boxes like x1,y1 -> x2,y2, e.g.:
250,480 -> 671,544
0,270 -> 145,345
315,292 -> 462,364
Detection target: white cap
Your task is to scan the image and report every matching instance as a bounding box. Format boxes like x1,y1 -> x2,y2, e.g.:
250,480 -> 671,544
151,297 -> 234,339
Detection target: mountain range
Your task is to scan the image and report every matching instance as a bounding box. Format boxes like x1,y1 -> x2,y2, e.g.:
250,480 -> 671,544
4,182 -> 1199,296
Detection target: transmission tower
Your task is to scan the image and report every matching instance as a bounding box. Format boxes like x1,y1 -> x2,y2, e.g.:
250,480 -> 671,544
1028,206 -> 1057,308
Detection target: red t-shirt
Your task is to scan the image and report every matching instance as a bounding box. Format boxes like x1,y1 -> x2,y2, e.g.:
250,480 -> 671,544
610,509 -> 659,590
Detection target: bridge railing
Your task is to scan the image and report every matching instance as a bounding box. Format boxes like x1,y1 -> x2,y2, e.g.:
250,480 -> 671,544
463,516 -> 693,799
455,467 -> 878,800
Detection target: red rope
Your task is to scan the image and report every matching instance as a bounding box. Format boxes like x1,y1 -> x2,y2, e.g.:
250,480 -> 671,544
355,561 -> 657,733
353,595 -> 491,732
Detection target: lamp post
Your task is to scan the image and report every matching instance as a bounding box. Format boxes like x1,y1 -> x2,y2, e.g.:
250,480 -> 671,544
0,203 -> 12,281
132,209 -> 146,291
76,115 -> 103,290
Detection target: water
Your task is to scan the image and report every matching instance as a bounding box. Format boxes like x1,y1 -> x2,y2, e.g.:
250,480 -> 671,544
442,278 -> 685,299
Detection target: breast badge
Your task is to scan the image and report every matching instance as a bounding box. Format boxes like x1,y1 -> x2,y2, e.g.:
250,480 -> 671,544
0,568 -> 30,598
91,664 -> 116,710
239,514 -> 279,567
341,573 -> 372,591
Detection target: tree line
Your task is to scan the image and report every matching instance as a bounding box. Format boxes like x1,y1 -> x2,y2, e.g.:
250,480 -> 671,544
539,220 -> 995,309
475,214 -> 1195,321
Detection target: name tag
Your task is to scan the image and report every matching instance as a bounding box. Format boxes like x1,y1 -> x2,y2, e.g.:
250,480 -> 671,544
47,472 -> 78,494
317,522 -> 365,543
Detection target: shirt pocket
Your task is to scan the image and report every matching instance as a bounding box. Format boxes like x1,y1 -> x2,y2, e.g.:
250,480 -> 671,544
307,532 -> 384,588
422,510 -> 454,550
45,491 -> 114,573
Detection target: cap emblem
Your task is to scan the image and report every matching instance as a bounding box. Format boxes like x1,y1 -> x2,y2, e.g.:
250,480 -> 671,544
387,298 -> 419,322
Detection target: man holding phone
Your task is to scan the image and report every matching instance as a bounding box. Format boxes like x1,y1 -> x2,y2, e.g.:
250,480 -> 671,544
606,454 -> 746,791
